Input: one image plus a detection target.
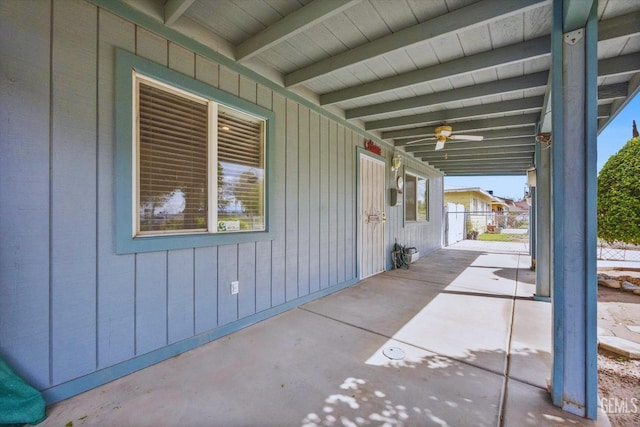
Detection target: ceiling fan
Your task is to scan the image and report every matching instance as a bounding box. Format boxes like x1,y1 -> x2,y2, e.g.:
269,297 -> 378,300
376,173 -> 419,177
405,125 -> 483,150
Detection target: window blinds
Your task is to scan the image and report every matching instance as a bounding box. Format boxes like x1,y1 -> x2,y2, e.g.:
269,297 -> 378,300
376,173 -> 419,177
217,108 -> 265,228
138,82 -> 208,232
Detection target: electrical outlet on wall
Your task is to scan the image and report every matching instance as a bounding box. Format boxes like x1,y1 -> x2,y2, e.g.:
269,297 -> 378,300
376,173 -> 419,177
231,281 -> 239,295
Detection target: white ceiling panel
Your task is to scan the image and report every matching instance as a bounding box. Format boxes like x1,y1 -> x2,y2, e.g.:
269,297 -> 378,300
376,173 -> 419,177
621,34 -> 640,55
489,14 -> 524,48
371,0 -> 418,32
234,0 -> 288,25
321,13 -> 369,49
404,42 -> 441,69
429,79 -> 456,93
523,4 -> 552,40
496,62 -> 525,80
470,67 -> 498,84
343,1 -> 391,42
429,34 -> 465,64
406,0 -> 449,22
457,25 -> 493,56
382,49 -> 418,75
600,0 -> 640,20
523,56 -> 551,74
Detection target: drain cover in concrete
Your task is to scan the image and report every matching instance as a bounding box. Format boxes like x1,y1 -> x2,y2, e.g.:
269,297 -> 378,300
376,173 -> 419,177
382,347 -> 405,360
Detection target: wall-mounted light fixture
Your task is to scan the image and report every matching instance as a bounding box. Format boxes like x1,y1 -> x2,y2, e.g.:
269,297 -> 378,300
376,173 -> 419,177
391,153 -> 402,172
527,167 -> 537,188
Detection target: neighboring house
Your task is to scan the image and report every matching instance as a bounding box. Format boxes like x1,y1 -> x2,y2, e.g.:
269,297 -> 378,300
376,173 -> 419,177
0,0 -> 443,404
491,197 -> 511,213
444,186 -> 500,234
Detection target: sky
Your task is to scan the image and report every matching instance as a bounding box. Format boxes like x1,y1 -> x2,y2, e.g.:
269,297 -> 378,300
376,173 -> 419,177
444,94 -> 639,200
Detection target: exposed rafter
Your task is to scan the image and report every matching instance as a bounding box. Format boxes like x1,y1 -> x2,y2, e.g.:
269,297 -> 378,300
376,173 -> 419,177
347,72 -> 548,120
320,10 -> 639,106
598,11 -> 640,41
370,55 -> 633,135
400,128 -> 536,147
367,96 -> 544,131
598,53 -> 640,78
563,0 -> 594,32
284,0 -> 548,87
388,114 -> 539,142
236,0 -> 361,62
321,36 -> 550,105
427,160 -> 534,170
413,138 -> 535,157
444,171 -> 527,176
421,152 -> 534,163
164,0 -> 195,26
438,165 -> 532,174
599,73 -> 640,132
598,83 -> 629,101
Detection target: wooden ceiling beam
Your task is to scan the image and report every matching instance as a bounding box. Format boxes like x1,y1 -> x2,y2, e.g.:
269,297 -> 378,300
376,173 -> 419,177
320,10 -> 639,105
164,0 -> 195,25
236,0 -> 361,62
387,114 -> 539,141
367,97 -> 544,131
285,0 -> 547,87
347,72 -> 548,119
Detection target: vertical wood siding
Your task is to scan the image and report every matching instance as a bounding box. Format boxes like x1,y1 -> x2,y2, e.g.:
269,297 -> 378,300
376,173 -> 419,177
0,0 -> 52,389
0,1 -> 443,393
50,0 -> 98,384
96,8 -> 136,371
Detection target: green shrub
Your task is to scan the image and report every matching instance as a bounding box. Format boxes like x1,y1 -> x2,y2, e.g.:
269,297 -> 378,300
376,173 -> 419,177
597,137 -> 640,245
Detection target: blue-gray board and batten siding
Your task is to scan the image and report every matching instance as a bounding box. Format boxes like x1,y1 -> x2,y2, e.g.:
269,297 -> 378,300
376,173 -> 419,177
0,0 -> 443,404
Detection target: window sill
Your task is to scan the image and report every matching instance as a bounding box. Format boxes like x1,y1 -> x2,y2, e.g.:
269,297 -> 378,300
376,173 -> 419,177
117,229 -> 274,254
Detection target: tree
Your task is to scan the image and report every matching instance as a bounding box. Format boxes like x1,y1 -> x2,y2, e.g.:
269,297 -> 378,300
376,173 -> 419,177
597,136 -> 640,244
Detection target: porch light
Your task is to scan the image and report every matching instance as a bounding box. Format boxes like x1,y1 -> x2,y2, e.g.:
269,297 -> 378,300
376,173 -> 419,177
527,167 -> 537,188
391,153 -> 402,172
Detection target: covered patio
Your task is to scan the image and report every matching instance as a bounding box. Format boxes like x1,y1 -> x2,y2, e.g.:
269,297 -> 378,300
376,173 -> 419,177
35,244 -> 605,426
2,0 -> 639,421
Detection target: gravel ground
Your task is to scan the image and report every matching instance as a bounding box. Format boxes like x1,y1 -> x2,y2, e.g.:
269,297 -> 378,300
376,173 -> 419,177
597,279 -> 640,427
598,350 -> 640,427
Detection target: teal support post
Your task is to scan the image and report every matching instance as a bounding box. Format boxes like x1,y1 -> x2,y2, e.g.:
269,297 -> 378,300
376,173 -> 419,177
529,186 -> 536,267
550,0 -> 598,419
535,133 -> 551,301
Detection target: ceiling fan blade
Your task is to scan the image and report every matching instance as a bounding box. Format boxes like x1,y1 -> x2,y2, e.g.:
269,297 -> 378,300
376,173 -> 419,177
434,140 -> 446,150
405,137 -> 436,145
449,134 -> 484,141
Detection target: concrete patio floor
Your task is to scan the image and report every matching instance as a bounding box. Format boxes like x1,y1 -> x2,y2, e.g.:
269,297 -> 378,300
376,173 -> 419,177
34,244 -> 608,427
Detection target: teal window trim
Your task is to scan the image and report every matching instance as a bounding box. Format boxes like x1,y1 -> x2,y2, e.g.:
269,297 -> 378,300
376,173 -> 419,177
115,49 -> 275,254
403,168 -> 430,225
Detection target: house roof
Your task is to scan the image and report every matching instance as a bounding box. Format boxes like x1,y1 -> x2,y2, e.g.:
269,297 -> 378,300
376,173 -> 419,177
444,185 -> 501,203
115,0 -> 640,176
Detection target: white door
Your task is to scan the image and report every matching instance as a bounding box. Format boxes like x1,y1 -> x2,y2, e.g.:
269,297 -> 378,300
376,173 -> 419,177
359,153 -> 386,279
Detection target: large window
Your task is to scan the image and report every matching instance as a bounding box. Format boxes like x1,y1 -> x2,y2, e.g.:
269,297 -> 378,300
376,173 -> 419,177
134,74 -> 265,236
116,49 -> 273,253
405,172 -> 429,222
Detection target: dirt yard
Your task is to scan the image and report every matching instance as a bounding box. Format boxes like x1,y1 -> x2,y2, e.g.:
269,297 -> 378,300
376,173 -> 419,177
597,281 -> 640,427
598,350 -> 640,427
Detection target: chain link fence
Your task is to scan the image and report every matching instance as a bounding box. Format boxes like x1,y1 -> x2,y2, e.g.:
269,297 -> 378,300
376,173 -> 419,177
597,241 -> 640,262
444,207 -> 529,246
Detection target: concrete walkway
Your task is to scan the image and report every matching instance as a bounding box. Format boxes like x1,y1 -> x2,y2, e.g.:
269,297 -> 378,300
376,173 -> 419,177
34,245 -> 608,426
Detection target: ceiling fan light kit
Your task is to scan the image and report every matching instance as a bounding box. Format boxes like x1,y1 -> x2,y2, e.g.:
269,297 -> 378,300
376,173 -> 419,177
435,125 -> 452,138
406,124 -> 483,150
